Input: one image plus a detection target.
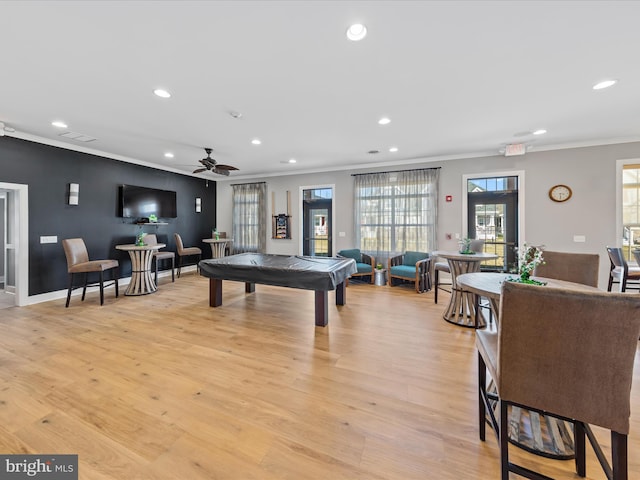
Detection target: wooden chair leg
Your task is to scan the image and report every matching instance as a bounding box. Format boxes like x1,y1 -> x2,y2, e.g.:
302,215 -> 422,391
575,421 -> 586,477
499,401 -> 510,480
99,271 -> 105,305
612,431 -> 628,480
177,256 -> 182,278
81,273 -> 88,301
434,269 -> 439,303
65,273 -> 74,308
171,257 -> 175,282
478,351 -> 487,441
114,268 -> 119,298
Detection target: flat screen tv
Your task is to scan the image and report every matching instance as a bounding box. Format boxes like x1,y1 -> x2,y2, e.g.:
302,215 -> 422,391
119,185 -> 177,219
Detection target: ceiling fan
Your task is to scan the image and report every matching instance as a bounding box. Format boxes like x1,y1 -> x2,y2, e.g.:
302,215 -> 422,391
192,147 -> 239,176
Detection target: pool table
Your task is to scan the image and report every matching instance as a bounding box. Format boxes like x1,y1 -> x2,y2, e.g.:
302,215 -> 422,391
198,253 -> 357,327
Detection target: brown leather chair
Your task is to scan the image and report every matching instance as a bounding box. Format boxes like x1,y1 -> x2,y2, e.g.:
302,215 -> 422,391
174,233 -> 202,278
144,234 -> 174,283
476,281 -> 640,480
62,238 -> 119,307
532,250 -> 599,287
607,246 -> 640,292
434,239 -> 484,303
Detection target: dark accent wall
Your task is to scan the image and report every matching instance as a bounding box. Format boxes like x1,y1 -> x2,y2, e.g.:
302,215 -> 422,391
0,136 -> 217,295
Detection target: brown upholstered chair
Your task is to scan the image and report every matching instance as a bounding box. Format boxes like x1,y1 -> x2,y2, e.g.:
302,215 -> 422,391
434,239 -> 484,303
476,281 -> 640,480
388,251 -> 430,293
144,234 -> 174,283
532,250 -> 599,287
174,233 -> 202,278
606,246 -> 640,292
62,238 -> 119,307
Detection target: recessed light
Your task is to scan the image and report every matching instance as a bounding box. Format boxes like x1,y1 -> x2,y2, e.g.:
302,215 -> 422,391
251,139 -> 262,145
346,23 -> 367,41
593,79 -> 617,90
378,117 -> 391,125
51,121 -> 68,128
164,152 -> 174,158
153,88 -> 171,98
288,158 -> 297,164
389,147 -> 399,152
532,129 -> 547,135
229,111 -> 243,119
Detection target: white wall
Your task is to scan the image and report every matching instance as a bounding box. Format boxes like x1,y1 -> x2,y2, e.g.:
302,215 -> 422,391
217,141 -> 640,288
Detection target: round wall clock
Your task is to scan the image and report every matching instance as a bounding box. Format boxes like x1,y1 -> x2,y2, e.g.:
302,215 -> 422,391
549,184 -> 572,202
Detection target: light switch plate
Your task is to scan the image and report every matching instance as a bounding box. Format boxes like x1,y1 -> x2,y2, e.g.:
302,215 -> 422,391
40,235 -> 58,244
573,235 -> 586,243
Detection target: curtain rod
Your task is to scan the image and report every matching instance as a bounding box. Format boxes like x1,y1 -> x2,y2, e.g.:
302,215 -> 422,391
351,166 -> 441,177
230,181 -> 267,186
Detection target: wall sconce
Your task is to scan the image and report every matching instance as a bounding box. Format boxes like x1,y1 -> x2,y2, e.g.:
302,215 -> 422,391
195,197 -> 201,213
68,183 -> 79,205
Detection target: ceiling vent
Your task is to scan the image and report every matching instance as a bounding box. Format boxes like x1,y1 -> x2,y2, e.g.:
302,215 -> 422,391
59,131 -> 97,142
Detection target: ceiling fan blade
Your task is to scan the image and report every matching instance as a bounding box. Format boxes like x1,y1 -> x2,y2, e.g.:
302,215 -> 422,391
213,167 -> 230,176
215,164 -> 239,171
193,167 -> 207,174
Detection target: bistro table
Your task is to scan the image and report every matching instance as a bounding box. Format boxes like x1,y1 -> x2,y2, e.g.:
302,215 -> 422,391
456,271 -> 601,460
115,243 -> 165,295
431,250 -> 498,328
202,238 -> 233,259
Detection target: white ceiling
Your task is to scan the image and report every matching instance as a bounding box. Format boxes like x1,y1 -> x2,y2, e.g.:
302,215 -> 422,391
2,0 -> 640,181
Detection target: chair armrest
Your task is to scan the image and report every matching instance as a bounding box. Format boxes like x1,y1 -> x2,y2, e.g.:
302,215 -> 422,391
416,257 -> 431,274
388,255 -> 403,269
361,253 -> 375,267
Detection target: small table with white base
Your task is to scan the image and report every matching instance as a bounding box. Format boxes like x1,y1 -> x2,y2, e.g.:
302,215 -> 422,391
202,238 -> 233,259
431,250 -> 498,328
115,243 -> 165,295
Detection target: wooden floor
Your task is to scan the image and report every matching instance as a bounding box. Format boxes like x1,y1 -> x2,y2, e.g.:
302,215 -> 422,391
1,273 -> 639,479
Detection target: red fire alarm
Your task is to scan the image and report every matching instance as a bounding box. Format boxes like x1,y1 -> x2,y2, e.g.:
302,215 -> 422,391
445,195 -> 453,202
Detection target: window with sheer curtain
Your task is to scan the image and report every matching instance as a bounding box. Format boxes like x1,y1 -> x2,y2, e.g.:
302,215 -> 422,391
354,168 -> 439,259
232,182 -> 267,253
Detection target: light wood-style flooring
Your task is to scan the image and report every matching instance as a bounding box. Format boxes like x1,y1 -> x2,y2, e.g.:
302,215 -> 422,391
0,273 -> 638,479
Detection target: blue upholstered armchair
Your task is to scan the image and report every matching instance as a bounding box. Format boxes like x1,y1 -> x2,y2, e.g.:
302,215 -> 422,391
337,248 -> 375,284
388,251 -> 431,293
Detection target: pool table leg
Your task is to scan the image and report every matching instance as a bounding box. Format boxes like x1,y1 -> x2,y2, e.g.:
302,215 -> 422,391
209,278 -> 222,307
315,290 -> 328,327
336,281 -> 346,305
245,282 -> 255,293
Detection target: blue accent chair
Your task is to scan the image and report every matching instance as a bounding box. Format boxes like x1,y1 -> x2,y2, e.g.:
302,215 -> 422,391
388,251 -> 431,293
337,248 -> 375,284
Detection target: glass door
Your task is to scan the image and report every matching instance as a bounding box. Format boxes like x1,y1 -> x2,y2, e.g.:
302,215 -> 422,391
467,176 -> 519,271
302,188 -> 333,257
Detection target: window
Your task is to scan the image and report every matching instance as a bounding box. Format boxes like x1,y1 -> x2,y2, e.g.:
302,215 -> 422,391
232,182 -> 267,253
353,169 -> 439,258
622,164 -> 640,261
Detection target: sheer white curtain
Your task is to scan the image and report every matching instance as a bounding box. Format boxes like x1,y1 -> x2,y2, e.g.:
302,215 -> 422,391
354,168 -> 439,259
232,182 -> 267,253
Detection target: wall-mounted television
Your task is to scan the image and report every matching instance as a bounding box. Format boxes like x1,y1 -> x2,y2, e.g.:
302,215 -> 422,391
119,184 -> 177,219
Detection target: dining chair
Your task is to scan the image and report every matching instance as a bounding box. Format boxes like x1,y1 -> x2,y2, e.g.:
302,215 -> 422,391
476,281 -> 640,480
606,246 -> 640,292
174,233 -> 202,278
434,239 -> 484,303
144,233 -> 175,283
532,250 -> 599,287
62,238 -> 119,307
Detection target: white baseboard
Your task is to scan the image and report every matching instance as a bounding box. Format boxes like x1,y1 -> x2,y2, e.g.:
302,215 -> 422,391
23,266 -> 196,306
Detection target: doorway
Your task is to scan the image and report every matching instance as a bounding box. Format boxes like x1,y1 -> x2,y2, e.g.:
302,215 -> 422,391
464,174 -> 522,272
0,183 -> 29,307
301,186 -> 334,257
